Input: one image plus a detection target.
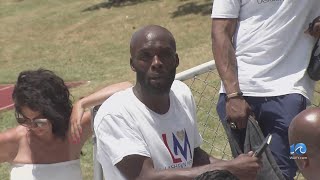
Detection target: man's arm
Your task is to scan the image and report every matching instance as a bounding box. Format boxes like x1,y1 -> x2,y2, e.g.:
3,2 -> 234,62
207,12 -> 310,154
211,18 -> 251,129
70,81 -> 133,142
116,151 -> 260,180
192,147 -> 223,167
0,127 -> 20,163
116,155 -> 222,180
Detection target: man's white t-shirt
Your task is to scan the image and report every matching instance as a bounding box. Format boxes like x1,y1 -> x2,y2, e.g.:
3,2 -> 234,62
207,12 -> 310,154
212,0 -> 320,99
94,80 -> 202,180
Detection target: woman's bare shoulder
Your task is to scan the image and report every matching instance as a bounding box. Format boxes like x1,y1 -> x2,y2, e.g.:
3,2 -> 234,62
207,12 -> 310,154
0,126 -> 27,163
0,126 -> 27,141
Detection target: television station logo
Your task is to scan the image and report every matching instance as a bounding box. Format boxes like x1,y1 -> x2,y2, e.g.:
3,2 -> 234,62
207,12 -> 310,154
290,143 -> 307,159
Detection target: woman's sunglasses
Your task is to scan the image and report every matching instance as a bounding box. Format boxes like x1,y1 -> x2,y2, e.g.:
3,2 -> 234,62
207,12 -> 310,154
15,112 -> 49,128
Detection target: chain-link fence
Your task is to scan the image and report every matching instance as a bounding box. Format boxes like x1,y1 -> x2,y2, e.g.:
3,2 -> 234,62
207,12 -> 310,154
176,61 -> 231,160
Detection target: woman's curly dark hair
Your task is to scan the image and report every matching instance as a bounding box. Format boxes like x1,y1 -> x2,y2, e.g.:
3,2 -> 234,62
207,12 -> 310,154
12,69 -> 72,139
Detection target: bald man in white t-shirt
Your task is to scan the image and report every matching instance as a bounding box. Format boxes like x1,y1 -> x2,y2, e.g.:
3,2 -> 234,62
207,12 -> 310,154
94,25 -> 261,180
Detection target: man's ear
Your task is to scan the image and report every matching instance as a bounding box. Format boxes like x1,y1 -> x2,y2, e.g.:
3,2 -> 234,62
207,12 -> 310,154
130,58 -> 136,72
175,53 -> 179,68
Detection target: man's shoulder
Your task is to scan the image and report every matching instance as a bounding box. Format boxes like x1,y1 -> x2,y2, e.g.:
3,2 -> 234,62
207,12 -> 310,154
171,80 -> 195,111
101,88 -> 132,108
171,80 -> 193,99
95,88 -> 132,119
171,80 -> 191,93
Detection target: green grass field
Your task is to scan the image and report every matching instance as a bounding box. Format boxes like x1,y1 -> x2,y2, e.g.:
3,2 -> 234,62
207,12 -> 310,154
0,0 -> 213,179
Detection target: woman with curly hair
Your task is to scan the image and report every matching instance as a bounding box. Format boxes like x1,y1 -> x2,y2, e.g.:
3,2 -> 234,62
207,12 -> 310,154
0,69 -> 131,180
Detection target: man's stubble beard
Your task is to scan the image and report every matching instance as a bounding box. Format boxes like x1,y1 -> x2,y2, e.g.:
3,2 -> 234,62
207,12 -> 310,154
136,68 -> 176,95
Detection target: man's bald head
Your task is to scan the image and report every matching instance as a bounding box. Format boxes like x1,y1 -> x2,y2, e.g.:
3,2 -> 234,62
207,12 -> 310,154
289,107 -> 320,179
129,25 -> 176,58
289,107 -> 320,154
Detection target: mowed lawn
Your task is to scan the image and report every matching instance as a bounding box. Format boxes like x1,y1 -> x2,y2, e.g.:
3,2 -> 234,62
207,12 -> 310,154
0,0 -> 214,179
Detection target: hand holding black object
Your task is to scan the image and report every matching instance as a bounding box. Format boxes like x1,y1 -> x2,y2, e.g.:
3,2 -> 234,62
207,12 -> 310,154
253,134 -> 273,158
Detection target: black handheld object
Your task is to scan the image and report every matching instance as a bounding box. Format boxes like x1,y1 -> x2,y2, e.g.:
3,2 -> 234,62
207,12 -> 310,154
253,134 -> 272,157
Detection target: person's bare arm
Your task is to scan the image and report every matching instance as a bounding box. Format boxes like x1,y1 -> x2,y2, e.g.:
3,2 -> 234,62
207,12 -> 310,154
211,18 -> 251,129
192,147 -> 223,167
77,111 -> 92,145
0,127 -> 20,163
76,81 -> 133,109
70,81 -> 133,142
305,16 -> 320,38
116,155 -> 223,180
116,151 -> 260,180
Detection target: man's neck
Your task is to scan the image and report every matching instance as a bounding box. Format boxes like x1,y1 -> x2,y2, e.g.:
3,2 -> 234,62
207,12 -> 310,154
133,84 -> 170,114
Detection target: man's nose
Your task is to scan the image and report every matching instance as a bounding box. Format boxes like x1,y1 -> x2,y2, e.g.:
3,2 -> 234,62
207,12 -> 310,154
151,55 -> 163,70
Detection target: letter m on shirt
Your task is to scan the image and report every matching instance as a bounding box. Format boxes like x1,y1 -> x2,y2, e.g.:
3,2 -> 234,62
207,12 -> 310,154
162,130 -> 193,163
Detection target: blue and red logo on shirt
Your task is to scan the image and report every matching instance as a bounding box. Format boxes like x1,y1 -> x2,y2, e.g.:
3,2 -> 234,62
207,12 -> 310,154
162,129 -> 192,163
